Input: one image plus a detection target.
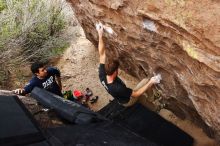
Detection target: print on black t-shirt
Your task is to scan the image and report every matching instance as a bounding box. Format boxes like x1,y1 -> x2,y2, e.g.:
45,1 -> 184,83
98,64 -> 132,104
24,67 -> 62,96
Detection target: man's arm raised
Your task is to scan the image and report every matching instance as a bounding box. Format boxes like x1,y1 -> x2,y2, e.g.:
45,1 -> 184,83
97,23 -> 106,64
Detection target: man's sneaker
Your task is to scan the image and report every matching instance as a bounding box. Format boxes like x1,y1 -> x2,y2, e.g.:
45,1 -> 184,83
90,96 -> 99,104
85,88 -> 93,97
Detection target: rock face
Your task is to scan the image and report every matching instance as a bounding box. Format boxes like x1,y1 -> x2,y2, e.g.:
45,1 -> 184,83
68,0 -> 220,141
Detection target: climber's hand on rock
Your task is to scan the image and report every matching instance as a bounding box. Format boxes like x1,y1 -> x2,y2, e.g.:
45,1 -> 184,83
96,22 -> 104,36
150,74 -> 162,84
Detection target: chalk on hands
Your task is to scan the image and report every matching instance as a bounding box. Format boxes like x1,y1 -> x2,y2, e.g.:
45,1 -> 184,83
95,22 -> 116,36
152,74 -> 162,84
95,22 -> 103,31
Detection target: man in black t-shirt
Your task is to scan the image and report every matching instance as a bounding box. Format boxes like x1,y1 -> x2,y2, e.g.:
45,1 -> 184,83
96,23 -> 161,107
14,61 -> 62,96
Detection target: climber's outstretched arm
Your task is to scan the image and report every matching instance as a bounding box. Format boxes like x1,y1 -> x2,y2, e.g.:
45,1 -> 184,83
132,74 -> 162,98
97,23 -> 106,64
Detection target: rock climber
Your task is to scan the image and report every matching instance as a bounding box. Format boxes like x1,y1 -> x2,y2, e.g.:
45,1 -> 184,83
96,22 -> 161,107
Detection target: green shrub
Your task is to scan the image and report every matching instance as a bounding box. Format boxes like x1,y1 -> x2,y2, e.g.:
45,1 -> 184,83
0,0 -> 72,61
0,0 -> 73,87
0,0 -> 6,12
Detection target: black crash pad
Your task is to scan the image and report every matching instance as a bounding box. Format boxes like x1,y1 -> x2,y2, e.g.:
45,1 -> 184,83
31,87 -> 105,124
98,99 -> 194,146
46,121 -> 161,146
26,87 -> 193,146
0,95 -> 45,146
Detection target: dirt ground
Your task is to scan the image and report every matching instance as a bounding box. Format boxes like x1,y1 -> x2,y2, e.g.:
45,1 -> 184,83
56,25 -> 217,146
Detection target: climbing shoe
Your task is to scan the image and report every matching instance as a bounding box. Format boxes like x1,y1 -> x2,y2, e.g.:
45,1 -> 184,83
85,88 -> 93,97
90,96 -> 99,104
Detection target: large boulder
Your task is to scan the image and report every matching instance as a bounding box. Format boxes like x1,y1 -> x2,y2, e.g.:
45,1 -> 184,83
68,0 -> 220,142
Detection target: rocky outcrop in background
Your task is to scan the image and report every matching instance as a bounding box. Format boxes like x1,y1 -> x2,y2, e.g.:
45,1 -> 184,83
68,0 -> 220,142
